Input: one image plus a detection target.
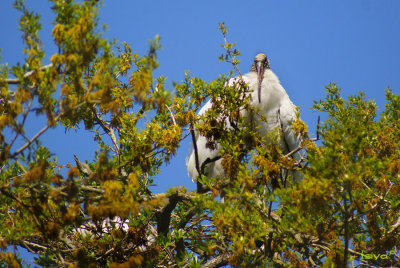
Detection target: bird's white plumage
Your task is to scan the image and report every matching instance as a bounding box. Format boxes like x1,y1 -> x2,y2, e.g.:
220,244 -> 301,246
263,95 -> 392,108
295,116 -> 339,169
186,59 -> 301,182
241,70 -> 299,152
186,100 -> 225,180
74,216 -> 129,237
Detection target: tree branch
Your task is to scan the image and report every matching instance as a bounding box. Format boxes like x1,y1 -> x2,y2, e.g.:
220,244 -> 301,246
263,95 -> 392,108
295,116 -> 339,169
4,63 -> 54,85
20,240 -> 48,253
79,185 -> 104,194
10,102 -> 86,159
387,216 -> 400,235
10,123 -> 51,158
202,253 -> 231,268
165,104 -> 177,126
155,187 -> 192,236
9,98 -> 34,151
90,105 -> 120,158
220,29 -> 242,78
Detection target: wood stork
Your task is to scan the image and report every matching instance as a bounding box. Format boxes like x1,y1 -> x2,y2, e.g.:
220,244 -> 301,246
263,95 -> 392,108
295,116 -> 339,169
186,53 -> 303,184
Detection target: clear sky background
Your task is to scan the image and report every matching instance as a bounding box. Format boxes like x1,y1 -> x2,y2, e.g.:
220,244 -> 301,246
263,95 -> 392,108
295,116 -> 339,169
1,0 -> 400,265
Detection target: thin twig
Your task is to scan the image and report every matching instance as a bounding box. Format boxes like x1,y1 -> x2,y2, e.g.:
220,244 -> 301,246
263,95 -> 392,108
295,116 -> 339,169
9,97 -> 34,150
165,105 -> 177,125
180,128 -> 192,141
10,124 -> 51,158
388,215 -> 400,235
90,105 -> 120,159
10,102 -> 86,159
221,34 -> 242,78
284,144 -> 305,158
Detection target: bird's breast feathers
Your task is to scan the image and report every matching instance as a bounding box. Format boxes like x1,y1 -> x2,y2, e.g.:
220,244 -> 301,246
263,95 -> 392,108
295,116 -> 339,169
245,70 -> 291,111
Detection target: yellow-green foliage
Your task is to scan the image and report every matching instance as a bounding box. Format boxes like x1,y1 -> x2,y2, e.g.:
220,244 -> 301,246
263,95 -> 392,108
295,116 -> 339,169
1,2 -> 400,268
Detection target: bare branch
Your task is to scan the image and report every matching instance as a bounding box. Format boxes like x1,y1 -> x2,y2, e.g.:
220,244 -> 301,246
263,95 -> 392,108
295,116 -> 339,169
90,105 -> 120,158
10,122 -> 51,158
20,240 -> 48,253
165,104 -> 177,125
284,144 -> 305,158
202,253 -> 231,268
4,63 -> 54,85
387,216 -> 400,235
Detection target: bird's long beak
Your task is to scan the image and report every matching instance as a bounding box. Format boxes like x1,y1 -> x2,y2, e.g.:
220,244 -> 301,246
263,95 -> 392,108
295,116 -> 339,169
256,61 -> 264,103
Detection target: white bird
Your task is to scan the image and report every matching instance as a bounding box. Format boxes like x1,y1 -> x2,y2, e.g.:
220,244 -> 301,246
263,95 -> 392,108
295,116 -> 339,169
74,216 -> 130,237
186,53 -> 303,183
72,216 -> 156,252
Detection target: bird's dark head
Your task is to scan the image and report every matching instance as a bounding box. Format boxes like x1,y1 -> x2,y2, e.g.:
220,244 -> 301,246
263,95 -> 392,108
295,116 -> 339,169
251,53 -> 269,103
251,53 -> 270,71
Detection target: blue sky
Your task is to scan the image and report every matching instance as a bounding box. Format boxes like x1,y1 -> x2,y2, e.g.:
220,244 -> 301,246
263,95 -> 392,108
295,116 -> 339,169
1,0 -> 400,264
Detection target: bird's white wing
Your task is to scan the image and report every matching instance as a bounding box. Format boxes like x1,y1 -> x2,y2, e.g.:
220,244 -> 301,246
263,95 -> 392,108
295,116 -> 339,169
185,100 -> 225,182
74,216 -> 129,237
186,75 -> 253,182
276,96 -> 298,148
278,97 -> 304,182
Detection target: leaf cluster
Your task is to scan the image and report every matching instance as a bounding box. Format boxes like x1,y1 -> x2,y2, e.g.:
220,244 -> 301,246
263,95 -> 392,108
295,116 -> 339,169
1,1 -> 400,267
